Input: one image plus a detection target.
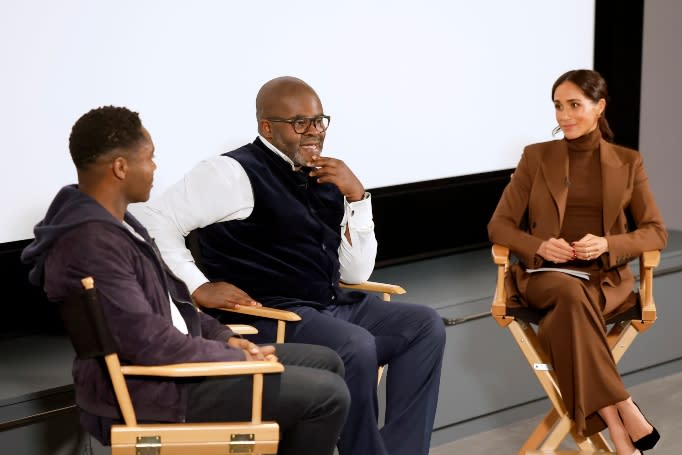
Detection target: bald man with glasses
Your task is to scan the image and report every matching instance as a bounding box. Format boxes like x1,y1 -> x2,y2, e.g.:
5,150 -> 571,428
135,76 -> 445,455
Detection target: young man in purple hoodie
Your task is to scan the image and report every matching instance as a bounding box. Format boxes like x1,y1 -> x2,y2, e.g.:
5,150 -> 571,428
21,105 -> 349,454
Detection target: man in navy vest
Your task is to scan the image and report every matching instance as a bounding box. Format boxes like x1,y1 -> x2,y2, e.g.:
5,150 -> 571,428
136,76 -> 446,455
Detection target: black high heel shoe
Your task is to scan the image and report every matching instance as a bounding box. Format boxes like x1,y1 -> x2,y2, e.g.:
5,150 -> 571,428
633,427 -> 660,451
631,402 -> 660,451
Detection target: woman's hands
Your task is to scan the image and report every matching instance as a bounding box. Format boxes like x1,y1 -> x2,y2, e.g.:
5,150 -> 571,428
572,234 -> 609,261
537,234 -> 608,263
537,237 -> 574,263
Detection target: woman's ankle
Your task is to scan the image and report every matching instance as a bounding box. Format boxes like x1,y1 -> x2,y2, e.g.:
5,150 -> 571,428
608,425 -> 635,454
618,400 -> 654,441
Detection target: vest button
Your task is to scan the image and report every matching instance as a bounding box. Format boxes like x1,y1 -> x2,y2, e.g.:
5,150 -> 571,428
322,243 -> 327,251
331,295 -> 336,300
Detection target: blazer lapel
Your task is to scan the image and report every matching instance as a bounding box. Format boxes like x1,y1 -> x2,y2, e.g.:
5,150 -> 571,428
540,141 -> 570,229
600,140 -> 629,234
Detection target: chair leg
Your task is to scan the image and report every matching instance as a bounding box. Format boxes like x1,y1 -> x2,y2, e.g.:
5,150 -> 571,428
511,320 -> 619,453
510,319 -> 632,454
509,320 -> 575,452
276,320 -> 286,344
508,321 -> 567,417
538,416 -> 613,453
607,321 -> 638,364
518,408 -> 559,455
571,427 -> 599,451
588,431 -> 613,451
540,414 -> 572,450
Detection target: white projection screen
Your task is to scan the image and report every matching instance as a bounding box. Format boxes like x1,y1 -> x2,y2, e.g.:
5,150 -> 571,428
1,1 -> 595,243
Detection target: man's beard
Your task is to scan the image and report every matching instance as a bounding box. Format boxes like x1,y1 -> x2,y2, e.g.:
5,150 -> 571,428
292,151 -> 307,167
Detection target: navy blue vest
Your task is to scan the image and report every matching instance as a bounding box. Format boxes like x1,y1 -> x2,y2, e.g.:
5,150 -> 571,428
196,138 -> 345,308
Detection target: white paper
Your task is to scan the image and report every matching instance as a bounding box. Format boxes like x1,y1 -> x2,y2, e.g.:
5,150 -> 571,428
526,267 -> 590,280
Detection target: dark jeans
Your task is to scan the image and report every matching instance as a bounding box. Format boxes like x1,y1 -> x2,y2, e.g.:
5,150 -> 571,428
186,343 -> 350,455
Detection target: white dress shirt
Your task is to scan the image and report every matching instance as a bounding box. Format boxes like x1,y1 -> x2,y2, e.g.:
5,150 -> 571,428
132,136 -> 377,295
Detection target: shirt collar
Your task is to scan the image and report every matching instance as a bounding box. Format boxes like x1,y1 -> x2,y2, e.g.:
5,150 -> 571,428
258,135 -> 300,171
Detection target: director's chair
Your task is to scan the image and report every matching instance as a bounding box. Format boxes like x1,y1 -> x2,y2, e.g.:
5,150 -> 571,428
61,277 -> 283,455
490,244 -> 660,454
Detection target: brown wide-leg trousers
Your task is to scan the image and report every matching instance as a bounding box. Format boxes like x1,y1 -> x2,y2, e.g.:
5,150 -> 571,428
524,268 -> 631,436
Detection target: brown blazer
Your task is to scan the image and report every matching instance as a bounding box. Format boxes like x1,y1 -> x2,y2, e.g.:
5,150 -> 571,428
488,137 -> 668,316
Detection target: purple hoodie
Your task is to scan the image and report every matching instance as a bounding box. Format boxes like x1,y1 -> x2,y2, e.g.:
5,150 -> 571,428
21,185 -> 245,444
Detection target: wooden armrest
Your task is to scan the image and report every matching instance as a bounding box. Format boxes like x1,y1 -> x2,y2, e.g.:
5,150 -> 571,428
491,244 -> 511,326
491,244 -> 510,266
636,250 -> 660,329
219,305 -> 302,322
340,280 -> 406,295
217,282 -> 406,321
219,306 -> 300,343
489,246 -> 661,331
641,250 -> 661,268
227,324 -> 259,335
120,360 -> 284,377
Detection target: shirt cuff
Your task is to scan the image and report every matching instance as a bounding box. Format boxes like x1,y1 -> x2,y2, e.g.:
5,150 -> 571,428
344,192 -> 373,227
175,261 -> 211,295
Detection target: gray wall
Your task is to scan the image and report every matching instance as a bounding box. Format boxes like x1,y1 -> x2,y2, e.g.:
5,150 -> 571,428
640,0 -> 682,230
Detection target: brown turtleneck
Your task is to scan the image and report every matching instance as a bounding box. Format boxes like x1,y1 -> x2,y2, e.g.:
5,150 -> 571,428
560,127 -> 603,243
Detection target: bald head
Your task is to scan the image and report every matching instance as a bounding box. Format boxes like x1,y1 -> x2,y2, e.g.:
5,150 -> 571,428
256,76 -> 321,131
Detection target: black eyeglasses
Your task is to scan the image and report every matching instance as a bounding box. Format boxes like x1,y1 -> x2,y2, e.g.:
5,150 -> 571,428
265,115 -> 331,134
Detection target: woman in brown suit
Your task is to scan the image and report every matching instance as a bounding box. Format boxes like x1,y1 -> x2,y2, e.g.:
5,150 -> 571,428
488,69 -> 667,455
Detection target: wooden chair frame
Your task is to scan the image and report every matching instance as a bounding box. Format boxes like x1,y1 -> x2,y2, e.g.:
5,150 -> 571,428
490,245 -> 660,454
225,324 -> 259,336
66,277 -> 284,455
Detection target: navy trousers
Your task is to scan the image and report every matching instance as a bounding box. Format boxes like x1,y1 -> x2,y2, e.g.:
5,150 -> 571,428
245,291 -> 446,455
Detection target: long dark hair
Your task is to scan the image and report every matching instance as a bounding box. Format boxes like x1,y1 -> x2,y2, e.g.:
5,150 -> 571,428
551,69 -> 614,142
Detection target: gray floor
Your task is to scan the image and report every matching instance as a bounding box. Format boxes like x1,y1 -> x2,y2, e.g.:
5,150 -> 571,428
429,370 -> 682,454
